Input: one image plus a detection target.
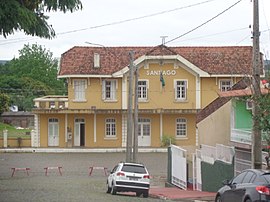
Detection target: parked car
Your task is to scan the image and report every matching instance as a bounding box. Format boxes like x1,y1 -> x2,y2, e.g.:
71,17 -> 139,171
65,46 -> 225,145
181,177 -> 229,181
106,162 -> 150,197
215,169 -> 270,202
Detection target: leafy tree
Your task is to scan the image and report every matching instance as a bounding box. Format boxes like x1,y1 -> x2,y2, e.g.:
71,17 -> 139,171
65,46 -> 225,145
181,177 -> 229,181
253,90 -> 270,167
255,92 -> 270,138
0,43 -> 66,111
0,93 -> 11,115
7,43 -> 66,94
0,0 -> 82,39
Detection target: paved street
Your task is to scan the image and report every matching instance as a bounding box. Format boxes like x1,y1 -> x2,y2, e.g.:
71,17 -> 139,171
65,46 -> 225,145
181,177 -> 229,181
0,152 -> 170,202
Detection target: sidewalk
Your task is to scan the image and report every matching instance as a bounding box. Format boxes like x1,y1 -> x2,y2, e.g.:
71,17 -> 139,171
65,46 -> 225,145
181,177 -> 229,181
0,147 -> 167,153
150,187 -> 216,201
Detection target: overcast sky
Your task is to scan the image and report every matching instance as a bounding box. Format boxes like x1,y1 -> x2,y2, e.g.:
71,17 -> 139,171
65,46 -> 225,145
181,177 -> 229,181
0,0 -> 270,60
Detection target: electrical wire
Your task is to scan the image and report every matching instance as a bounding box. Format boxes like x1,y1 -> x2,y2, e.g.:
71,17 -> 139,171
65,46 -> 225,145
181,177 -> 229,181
176,27 -> 249,43
165,0 -> 243,45
0,0 -> 218,46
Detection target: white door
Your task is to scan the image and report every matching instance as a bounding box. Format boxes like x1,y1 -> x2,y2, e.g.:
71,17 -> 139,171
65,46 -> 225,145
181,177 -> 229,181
48,118 -> 59,146
74,118 -> 85,146
138,118 -> 151,147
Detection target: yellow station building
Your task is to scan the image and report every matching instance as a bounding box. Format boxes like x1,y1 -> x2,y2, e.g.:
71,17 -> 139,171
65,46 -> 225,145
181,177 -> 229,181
32,45 -> 254,152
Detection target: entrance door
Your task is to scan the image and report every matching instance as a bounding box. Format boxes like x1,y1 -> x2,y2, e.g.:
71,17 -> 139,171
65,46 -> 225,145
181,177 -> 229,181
138,118 -> 151,147
74,118 -> 85,146
48,118 -> 59,146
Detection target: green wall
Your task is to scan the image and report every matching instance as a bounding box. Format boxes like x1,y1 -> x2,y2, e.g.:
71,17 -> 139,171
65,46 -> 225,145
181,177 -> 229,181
201,159 -> 234,192
234,100 -> 252,130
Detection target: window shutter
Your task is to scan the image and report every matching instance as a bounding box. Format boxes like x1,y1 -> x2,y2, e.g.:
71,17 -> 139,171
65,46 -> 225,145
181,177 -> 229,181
174,80 -> 177,100
185,80 -> 188,89
115,80 -> 118,90
102,80 -> 105,100
112,80 -> 116,100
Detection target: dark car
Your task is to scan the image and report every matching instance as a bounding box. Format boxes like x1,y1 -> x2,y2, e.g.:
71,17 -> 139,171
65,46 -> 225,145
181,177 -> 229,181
215,169 -> 270,202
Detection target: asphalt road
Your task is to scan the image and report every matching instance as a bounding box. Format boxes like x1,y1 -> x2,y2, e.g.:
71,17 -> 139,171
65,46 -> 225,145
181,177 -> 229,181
0,152 -> 169,202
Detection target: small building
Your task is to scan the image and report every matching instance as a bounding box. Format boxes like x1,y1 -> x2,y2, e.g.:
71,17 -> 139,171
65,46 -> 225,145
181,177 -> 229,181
1,111 -> 34,129
197,78 -> 269,174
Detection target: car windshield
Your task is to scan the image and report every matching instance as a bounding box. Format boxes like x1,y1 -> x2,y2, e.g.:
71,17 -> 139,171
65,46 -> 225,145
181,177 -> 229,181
122,165 -> 147,174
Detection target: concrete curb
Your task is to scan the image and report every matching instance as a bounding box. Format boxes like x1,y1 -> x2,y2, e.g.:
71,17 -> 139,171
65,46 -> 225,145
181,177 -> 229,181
0,147 -> 168,153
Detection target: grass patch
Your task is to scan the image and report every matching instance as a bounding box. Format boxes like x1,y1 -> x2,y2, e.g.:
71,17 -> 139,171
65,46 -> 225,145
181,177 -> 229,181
0,122 -> 31,139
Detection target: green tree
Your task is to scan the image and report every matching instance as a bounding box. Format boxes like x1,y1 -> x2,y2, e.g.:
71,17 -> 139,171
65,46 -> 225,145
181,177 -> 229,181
0,43 -> 66,111
255,92 -> 270,138
7,43 -> 66,95
0,0 -> 82,39
0,93 -> 11,115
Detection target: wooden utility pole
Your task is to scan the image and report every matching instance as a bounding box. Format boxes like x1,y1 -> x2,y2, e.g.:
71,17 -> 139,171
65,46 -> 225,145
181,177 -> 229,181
252,0 -> 262,169
126,51 -> 134,163
133,65 -> 139,163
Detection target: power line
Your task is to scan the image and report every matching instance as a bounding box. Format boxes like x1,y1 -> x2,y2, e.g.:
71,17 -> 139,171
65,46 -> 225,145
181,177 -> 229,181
56,0 -> 218,35
165,0 -> 243,44
176,27 -> 249,43
0,0 -> 218,46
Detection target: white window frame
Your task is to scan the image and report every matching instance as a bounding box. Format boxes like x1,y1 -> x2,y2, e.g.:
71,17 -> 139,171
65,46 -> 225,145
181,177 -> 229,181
105,118 -> 116,138
73,79 -> 87,101
138,118 -> 151,137
174,79 -> 188,101
102,80 -> 118,101
219,79 -> 232,92
176,118 -> 187,138
138,80 -> 149,101
246,99 -> 253,110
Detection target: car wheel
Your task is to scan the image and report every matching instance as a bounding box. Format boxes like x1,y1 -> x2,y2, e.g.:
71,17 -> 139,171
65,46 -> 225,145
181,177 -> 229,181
136,192 -> 141,197
143,190 -> 149,198
245,198 -> 252,202
215,195 -> 221,202
106,181 -> 112,193
111,182 -> 117,195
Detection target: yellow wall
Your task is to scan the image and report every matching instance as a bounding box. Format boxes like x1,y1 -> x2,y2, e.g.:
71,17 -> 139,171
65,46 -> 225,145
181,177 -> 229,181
138,114 -> 162,147
39,113 -> 123,148
162,114 -> 196,146
68,78 -> 122,109
0,138 -> 31,148
137,63 -> 197,109
201,78 -> 219,108
94,114 -> 122,147
39,114 -> 66,147
66,114 -> 95,147
201,77 -> 242,108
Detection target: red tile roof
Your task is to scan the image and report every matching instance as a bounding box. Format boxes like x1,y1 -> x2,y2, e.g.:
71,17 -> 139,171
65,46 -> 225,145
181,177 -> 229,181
59,45 -> 259,76
218,88 -> 270,97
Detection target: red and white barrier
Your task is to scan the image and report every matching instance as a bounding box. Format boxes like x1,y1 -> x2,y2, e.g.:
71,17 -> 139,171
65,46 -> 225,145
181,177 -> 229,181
89,166 -> 108,176
11,167 -> 30,177
44,166 -> 62,176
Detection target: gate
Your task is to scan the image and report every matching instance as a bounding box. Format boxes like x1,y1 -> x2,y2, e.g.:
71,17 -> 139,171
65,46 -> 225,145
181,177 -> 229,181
169,145 -> 187,190
234,148 -> 251,175
234,148 -> 268,175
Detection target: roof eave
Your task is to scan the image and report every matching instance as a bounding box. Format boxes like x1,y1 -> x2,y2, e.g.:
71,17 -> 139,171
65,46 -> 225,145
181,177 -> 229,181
58,74 -> 113,78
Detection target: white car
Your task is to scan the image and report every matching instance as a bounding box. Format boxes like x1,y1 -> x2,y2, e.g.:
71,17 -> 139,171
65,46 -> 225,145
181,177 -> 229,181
106,162 -> 150,197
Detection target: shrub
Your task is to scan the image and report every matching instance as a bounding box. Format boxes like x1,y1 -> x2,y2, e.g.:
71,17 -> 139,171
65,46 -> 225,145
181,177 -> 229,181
161,135 -> 176,147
